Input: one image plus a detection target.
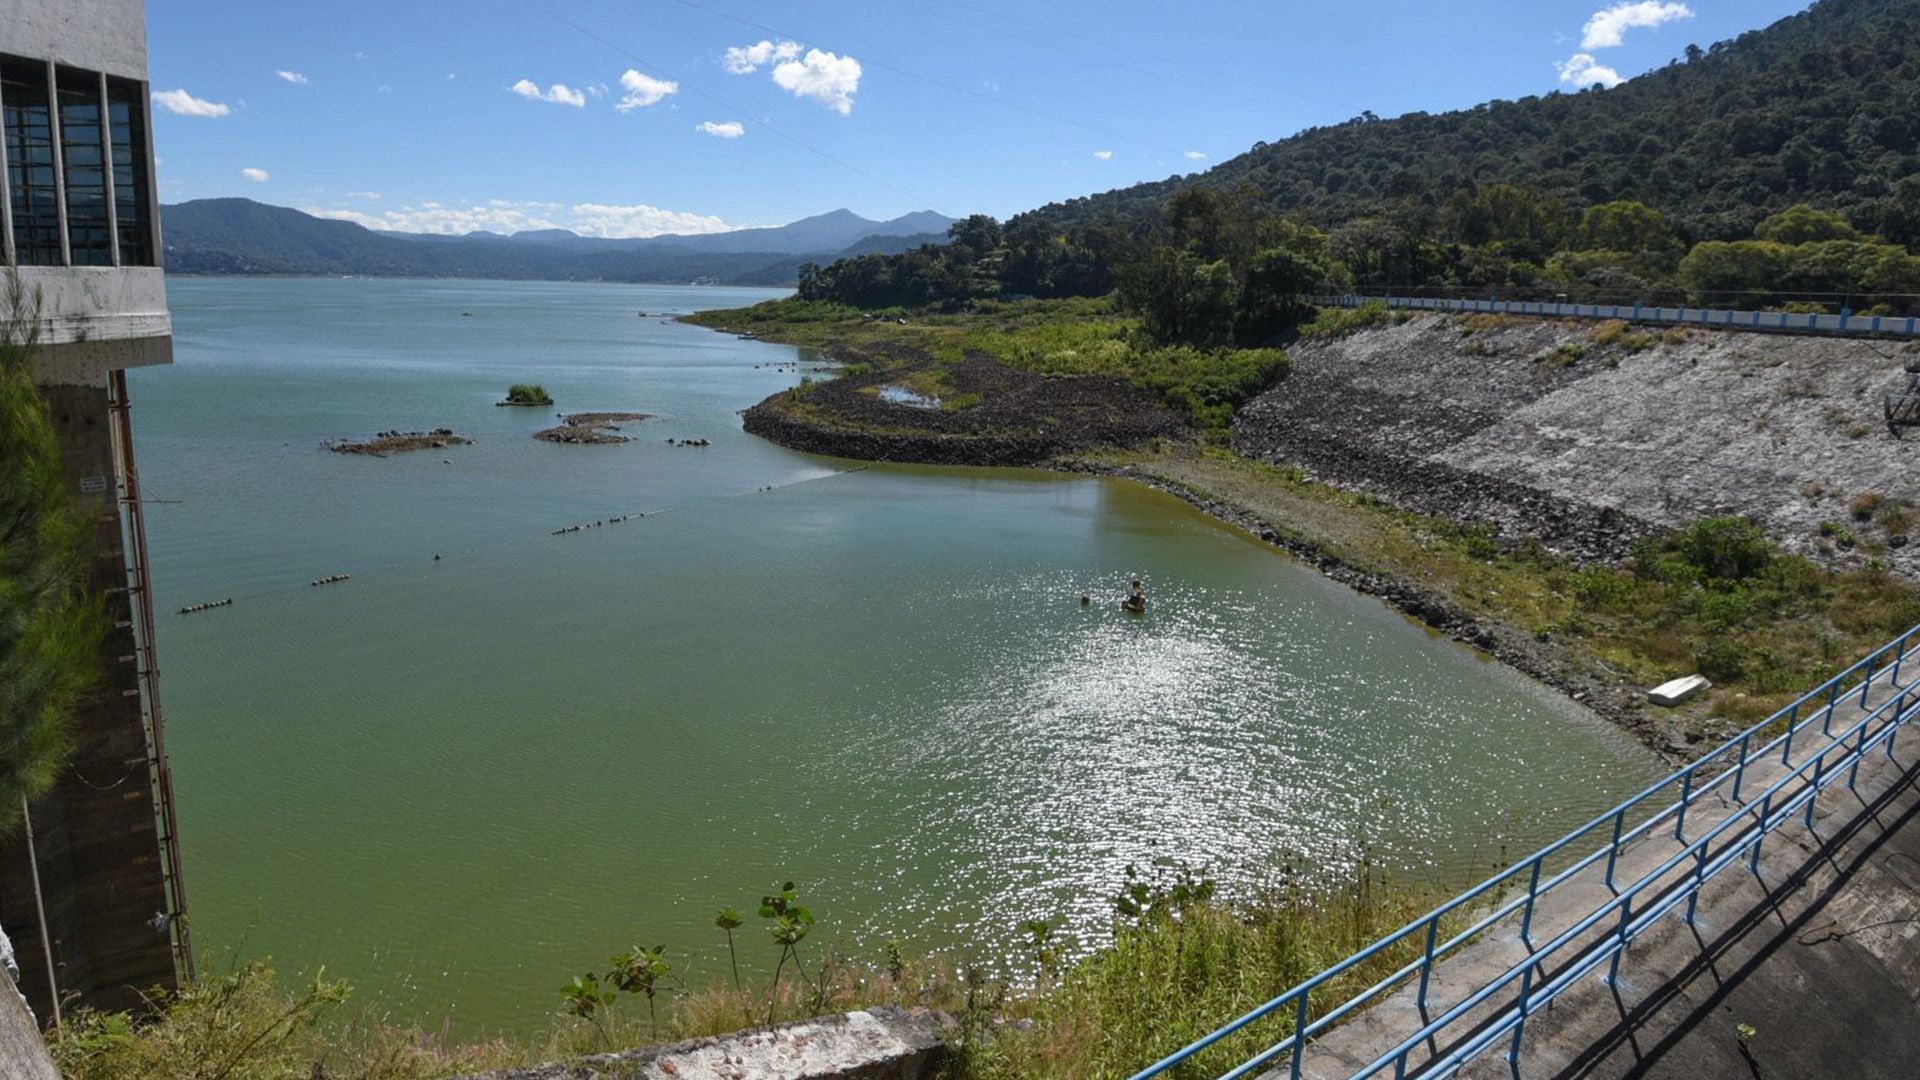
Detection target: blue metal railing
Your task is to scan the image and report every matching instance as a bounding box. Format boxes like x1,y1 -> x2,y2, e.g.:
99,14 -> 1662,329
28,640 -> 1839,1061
1329,294 -> 1920,339
1130,623 -> 1920,1080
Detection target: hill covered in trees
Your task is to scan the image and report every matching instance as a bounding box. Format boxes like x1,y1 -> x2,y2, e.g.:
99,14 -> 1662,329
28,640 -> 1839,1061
1033,0 -> 1920,246
795,0 -> 1920,317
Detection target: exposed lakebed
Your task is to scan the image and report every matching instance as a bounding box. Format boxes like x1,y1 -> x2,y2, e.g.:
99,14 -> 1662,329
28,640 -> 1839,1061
136,278 -> 1663,1032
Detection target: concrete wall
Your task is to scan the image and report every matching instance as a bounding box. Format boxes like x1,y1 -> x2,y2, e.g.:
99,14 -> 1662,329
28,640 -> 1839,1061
0,382 -> 177,1020
0,0 -> 149,80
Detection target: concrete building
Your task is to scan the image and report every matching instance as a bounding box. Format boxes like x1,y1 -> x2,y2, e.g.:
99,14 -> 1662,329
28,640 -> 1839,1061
0,0 -> 187,1022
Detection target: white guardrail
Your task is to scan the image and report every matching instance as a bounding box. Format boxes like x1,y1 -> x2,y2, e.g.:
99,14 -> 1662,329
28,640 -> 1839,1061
1333,294 -> 1920,338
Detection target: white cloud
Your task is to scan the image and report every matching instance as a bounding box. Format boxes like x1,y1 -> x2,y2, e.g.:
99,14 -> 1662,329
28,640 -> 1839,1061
344,190 -> 381,200
241,167 -> 270,182
1183,150 -> 1207,160
616,70 -> 679,111
303,199 -> 737,239
510,79 -> 586,107
772,48 -> 862,115
275,70 -> 309,85
723,39 -> 801,75
377,85 -> 392,94
152,88 -> 231,117
1557,53 -> 1624,88
1580,2 -> 1694,49
568,203 -> 733,238
696,120 -> 746,138
1093,149 -> 1114,160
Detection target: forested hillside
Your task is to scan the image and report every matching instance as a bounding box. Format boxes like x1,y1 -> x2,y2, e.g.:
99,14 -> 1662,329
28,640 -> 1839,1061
791,0 -> 1920,317
1031,0 -> 1920,245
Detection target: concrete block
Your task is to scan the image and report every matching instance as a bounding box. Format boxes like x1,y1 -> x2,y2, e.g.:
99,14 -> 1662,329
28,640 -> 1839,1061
1647,674 -> 1711,706
460,1006 -> 952,1080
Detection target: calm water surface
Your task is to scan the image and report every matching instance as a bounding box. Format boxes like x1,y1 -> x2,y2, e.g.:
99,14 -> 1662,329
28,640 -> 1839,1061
135,277 -> 1664,1032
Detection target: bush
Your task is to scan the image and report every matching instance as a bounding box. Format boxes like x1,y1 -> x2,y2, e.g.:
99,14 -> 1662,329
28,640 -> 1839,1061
504,383 -> 553,405
1673,517 -> 1772,583
1298,301 -> 1397,341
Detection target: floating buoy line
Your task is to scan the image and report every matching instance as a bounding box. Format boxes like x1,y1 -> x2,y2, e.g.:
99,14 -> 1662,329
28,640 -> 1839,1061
171,464 -> 874,619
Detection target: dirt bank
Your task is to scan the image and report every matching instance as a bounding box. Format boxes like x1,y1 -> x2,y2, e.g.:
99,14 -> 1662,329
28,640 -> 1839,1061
1238,315 -> 1920,573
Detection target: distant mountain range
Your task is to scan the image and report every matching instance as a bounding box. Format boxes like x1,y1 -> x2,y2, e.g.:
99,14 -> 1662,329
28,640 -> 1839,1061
159,199 -> 954,285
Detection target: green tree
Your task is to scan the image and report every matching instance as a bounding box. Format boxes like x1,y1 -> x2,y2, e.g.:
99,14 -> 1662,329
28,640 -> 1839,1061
0,272 -> 105,830
1755,204 -> 1860,244
1234,247 -> 1328,345
1579,200 -> 1676,255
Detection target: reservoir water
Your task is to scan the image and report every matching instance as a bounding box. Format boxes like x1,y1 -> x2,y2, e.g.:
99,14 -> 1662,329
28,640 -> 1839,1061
136,277 -> 1665,1032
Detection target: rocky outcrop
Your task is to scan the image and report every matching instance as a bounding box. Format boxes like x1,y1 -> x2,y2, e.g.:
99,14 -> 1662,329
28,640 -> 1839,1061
459,1006 -> 951,1080
1234,315 -> 1920,571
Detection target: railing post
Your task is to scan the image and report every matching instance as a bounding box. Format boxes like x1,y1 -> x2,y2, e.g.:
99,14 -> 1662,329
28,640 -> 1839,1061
1605,896 -> 1631,985
1290,990 -> 1309,1080
1604,808 -> 1625,892
1859,654 -> 1877,707
1731,732 -> 1753,804
1895,632 -> 1910,685
1508,962 -> 1534,1069
1416,915 -> 1439,1014
1805,754 -> 1826,830
1823,682 -> 1839,736
1749,792 -> 1772,874
1685,843 -> 1707,925
1520,855 -> 1544,950
1849,719 -> 1871,790
1782,703 -> 1799,764
1674,766 -> 1694,841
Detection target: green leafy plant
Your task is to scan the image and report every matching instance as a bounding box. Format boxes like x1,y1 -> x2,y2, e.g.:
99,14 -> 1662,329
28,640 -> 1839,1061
714,908 -> 745,990
560,973 -> 616,1047
608,945 -> 673,1036
759,881 -> 818,1024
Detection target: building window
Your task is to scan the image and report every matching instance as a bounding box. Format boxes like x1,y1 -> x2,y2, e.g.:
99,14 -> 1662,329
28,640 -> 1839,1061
58,67 -> 111,266
107,78 -> 152,266
2,56 -> 62,265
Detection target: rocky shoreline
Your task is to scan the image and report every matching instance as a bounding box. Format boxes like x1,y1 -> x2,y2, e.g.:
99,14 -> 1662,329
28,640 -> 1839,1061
741,345 -> 1185,467
1064,460 -> 1678,756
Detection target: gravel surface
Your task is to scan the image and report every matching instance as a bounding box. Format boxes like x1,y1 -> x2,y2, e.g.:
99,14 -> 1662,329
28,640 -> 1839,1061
1236,315 -> 1920,572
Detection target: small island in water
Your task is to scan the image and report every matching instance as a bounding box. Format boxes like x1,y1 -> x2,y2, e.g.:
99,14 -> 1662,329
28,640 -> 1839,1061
534,412 -> 652,445
497,383 -> 555,407
324,428 -> 473,456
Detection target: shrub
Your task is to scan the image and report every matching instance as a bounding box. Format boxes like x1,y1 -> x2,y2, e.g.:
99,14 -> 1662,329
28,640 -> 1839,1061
1298,302 -> 1396,341
504,383 -> 553,405
1673,518 -> 1772,583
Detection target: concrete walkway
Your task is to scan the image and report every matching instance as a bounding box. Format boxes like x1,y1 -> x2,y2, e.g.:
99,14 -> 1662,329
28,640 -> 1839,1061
1284,660 -> 1920,1079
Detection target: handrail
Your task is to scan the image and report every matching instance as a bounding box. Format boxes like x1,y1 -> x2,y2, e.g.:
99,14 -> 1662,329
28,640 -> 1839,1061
1325,294 -> 1920,339
1128,623 -> 1920,1080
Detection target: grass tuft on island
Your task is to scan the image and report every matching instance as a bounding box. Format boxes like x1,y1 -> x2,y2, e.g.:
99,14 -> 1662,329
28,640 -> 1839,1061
499,383 -> 555,407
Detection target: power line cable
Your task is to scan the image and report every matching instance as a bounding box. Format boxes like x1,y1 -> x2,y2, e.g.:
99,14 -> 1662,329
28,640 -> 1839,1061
514,0 -> 942,210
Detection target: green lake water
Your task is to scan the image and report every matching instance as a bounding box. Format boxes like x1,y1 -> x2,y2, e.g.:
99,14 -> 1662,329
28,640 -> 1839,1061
134,277 -> 1665,1033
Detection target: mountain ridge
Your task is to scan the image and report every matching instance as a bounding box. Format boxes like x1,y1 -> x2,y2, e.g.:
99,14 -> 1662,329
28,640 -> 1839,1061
160,199 -> 956,284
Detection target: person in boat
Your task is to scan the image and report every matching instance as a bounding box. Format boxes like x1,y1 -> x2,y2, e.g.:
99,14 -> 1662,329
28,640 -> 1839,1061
1122,580 -> 1146,613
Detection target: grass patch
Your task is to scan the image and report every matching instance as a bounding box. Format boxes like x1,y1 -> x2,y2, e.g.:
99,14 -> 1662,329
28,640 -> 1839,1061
1298,301 -> 1403,341
1587,319 -> 1658,353
691,296 -> 1286,433
51,865 -> 1436,1080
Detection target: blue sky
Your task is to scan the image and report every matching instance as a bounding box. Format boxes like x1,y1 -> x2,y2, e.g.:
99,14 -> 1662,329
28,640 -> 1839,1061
145,0 -> 1811,236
